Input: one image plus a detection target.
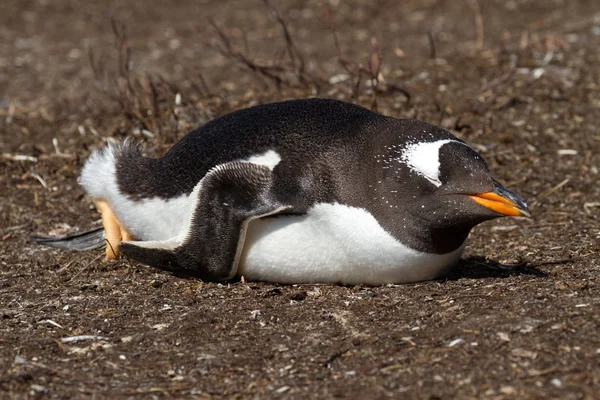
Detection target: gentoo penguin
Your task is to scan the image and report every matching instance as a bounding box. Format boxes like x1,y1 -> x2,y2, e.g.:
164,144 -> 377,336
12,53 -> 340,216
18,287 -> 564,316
32,98 -> 530,285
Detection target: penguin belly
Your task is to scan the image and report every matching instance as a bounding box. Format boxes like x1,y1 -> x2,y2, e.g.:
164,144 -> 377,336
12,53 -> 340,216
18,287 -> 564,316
238,203 -> 466,285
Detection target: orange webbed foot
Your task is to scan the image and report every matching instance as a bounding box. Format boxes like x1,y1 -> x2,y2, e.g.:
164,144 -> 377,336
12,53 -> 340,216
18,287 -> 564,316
94,200 -> 132,260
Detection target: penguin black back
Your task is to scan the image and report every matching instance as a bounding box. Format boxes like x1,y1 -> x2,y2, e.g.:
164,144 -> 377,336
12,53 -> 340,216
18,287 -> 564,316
117,98 -> 383,200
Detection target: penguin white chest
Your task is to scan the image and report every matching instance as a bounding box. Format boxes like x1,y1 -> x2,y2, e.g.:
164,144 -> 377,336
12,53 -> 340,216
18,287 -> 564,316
237,203 -> 466,285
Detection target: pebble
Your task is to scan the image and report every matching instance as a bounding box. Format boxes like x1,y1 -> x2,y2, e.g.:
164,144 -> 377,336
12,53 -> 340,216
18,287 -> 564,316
274,386 -> 290,394
500,386 -> 516,395
14,355 -> 26,364
551,378 -> 563,388
30,384 -> 47,394
448,338 -> 464,347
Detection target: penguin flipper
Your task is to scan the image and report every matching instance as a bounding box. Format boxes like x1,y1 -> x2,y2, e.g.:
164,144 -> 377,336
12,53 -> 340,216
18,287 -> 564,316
119,162 -> 292,281
30,227 -> 106,251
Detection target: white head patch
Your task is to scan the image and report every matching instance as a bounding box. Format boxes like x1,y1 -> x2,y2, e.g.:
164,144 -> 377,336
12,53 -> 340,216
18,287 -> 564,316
239,150 -> 281,171
400,139 -> 464,187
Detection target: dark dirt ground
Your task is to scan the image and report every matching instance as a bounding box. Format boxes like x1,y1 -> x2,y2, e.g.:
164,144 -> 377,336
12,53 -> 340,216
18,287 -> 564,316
1,0 -> 600,398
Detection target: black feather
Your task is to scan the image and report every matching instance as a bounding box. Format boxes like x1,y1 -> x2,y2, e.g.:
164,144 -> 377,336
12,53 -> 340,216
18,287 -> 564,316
30,227 -> 106,251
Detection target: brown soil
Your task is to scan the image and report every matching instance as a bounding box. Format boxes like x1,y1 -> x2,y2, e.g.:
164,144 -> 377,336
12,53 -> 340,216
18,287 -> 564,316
1,0 -> 599,398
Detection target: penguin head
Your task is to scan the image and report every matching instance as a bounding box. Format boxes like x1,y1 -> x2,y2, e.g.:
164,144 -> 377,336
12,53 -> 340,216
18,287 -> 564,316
390,138 -> 529,251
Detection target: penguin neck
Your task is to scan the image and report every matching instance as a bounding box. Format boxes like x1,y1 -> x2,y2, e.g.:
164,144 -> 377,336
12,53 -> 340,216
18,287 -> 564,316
404,220 -> 471,254
372,207 -> 472,255
427,224 -> 472,254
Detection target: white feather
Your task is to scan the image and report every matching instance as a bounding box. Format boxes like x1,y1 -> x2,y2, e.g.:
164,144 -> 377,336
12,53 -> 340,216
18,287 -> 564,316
127,238 -> 180,250
238,203 -> 466,285
400,139 -> 466,187
238,149 -> 281,170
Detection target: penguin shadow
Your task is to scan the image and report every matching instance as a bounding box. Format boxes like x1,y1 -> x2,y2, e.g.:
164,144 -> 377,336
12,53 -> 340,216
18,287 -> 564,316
446,256 -> 552,280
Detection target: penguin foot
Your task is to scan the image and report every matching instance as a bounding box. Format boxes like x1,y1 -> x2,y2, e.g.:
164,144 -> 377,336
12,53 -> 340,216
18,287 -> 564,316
94,200 -> 132,260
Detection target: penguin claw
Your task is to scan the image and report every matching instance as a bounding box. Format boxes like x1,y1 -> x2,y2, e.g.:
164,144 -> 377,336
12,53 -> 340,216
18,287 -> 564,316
94,200 -> 132,260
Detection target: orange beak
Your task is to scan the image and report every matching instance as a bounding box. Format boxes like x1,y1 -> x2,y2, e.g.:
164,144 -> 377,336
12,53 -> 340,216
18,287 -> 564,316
468,183 -> 530,217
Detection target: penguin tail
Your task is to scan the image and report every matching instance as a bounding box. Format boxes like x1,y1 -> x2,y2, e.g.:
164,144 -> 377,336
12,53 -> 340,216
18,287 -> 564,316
30,227 -> 106,251
78,139 -> 143,200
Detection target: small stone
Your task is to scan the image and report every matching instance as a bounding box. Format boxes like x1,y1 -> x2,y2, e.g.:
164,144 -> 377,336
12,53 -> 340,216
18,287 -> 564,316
511,348 -> 537,359
30,384 -> 47,394
14,355 -> 26,364
500,385 -> 516,395
497,332 -> 510,342
119,354 -> 126,360
551,378 -> 563,388
519,325 -> 534,334
274,386 -> 290,394
277,344 -> 289,352
557,149 -> 578,156
448,338 -> 464,347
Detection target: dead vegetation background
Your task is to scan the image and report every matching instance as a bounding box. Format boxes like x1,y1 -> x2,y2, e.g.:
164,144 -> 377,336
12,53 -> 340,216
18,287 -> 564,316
1,0 -> 599,398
